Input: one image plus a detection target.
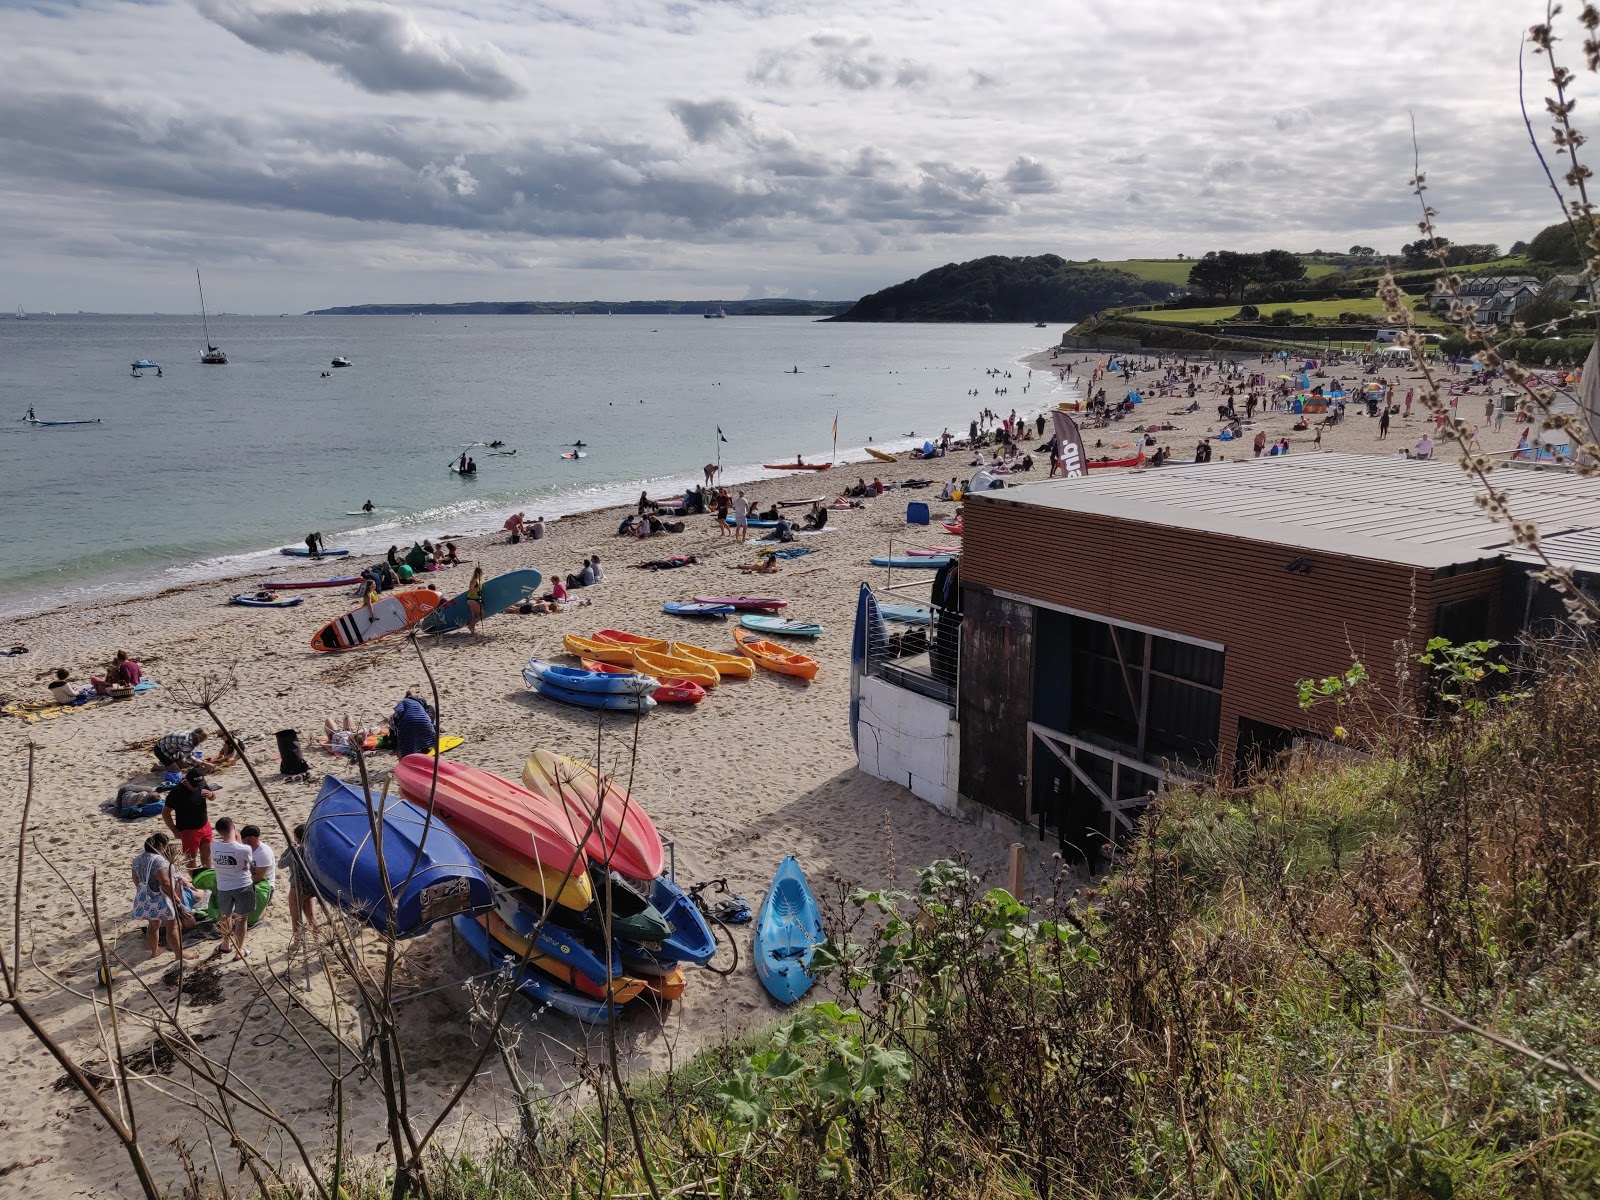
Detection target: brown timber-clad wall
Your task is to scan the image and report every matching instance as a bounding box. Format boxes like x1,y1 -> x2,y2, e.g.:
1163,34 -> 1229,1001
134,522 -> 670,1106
957,590 -> 1034,820
959,491 -> 1503,776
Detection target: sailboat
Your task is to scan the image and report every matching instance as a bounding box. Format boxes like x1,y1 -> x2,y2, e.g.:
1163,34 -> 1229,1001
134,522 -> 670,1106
15,304 -> 25,321
196,269 -> 226,364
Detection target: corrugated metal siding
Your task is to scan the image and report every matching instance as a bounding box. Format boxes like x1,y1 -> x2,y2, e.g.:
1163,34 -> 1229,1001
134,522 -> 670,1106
959,495 -> 1504,772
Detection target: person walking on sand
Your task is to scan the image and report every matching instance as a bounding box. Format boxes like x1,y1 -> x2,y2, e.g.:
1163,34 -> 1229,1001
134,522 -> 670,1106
162,766 -> 216,869
732,490 -> 751,543
285,824 -> 316,947
210,818 -> 255,960
1379,408 -> 1391,439
714,488 -> 730,536
465,566 -> 485,634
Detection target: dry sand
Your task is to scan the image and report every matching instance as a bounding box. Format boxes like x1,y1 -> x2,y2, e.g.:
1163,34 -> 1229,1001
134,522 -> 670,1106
0,343 -> 1535,1197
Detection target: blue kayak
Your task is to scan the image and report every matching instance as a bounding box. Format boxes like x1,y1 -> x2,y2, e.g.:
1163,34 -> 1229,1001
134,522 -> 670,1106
421,568 -> 542,633
725,517 -> 781,528
870,555 -> 951,568
523,658 -> 654,696
489,879 -> 621,985
230,593 -> 304,608
536,678 -> 657,713
740,614 -> 823,638
754,856 -> 826,1004
617,874 -> 717,967
453,914 -> 617,1023
303,776 -> 491,938
663,601 -> 734,618
280,546 -> 352,558
878,602 -> 932,625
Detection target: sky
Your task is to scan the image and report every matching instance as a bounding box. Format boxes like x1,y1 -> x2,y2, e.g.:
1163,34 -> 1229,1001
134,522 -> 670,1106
0,0 -> 1574,311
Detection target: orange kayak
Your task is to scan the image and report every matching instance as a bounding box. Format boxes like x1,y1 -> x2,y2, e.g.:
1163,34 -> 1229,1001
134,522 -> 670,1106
668,641 -> 755,680
734,627 -> 819,680
521,750 -> 665,880
632,647 -> 719,690
593,629 -> 666,652
393,756 -> 592,912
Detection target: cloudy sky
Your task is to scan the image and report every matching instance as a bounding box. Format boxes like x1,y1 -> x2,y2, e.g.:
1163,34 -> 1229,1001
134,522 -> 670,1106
0,0 -> 1567,311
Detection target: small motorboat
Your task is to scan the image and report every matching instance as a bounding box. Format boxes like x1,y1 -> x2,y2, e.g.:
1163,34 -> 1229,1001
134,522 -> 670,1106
331,356 -> 352,367
131,359 -> 160,370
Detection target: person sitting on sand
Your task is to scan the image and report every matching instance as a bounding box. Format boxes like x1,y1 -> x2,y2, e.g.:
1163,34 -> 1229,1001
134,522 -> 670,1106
578,559 -> 596,588
528,516 -> 545,541
871,477 -> 885,495
391,693 -> 438,757
758,502 -> 780,522
589,555 -> 604,583
47,667 -> 91,705
442,541 -> 461,566
387,545 -> 401,568
617,514 -> 637,536
154,727 -> 209,771
90,649 -> 141,694
804,503 -> 827,531
542,576 -> 568,604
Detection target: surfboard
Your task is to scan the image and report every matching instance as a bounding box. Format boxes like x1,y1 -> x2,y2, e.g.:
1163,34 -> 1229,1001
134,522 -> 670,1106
420,569 -> 543,634
280,546 -> 352,558
311,590 -> 442,652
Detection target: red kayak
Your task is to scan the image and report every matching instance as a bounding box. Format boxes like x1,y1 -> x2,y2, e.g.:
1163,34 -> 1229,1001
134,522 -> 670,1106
581,658 -> 706,705
261,577 -> 362,590
521,750 -> 665,880
942,519 -> 962,536
692,595 -> 787,611
1088,451 -> 1145,469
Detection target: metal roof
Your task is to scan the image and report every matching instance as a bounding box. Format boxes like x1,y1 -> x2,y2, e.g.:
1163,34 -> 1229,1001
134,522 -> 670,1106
1504,527 -> 1600,577
968,453 -> 1600,570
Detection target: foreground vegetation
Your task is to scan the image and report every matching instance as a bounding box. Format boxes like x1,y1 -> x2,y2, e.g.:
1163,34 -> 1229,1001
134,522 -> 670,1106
315,644 -> 1600,1198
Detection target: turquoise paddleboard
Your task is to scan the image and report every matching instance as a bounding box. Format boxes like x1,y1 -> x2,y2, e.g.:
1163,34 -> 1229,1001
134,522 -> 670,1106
421,569 -> 542,633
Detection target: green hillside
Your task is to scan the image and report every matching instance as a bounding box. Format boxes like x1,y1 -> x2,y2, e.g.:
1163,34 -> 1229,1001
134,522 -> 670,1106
1135,295 -> 1442,326
1074,258 -> 1341,285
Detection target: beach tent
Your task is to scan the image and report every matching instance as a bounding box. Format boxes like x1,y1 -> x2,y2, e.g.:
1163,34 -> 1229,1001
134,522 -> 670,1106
969,468 -> 1001,492
1128,391 -> 1143,404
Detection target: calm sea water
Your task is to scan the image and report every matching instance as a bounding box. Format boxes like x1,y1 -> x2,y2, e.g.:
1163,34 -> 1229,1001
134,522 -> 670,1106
0,314 -> 1064,614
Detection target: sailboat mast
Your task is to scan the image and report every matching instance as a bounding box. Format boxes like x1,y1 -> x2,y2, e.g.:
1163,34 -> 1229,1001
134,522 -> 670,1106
197,269 -> 213,348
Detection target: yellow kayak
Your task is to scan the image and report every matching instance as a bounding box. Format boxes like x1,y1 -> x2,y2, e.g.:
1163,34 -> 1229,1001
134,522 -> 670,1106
866,446 -> 897,463
669,640 -> 755,680
633,647 -> 719,689
563,633 -> 637,666
594,629 -> 667,653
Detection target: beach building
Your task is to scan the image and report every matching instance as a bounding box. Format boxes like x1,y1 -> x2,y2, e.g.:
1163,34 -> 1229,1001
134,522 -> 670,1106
944,453 -> 1600,860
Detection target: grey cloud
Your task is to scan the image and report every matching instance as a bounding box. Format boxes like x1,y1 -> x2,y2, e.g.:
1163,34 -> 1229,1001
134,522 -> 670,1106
196,0 -> 523,99
669,98 -> 750,144
1003,155 -> 1058,194
0,90 -> 1013,244
750,32 -> 933,91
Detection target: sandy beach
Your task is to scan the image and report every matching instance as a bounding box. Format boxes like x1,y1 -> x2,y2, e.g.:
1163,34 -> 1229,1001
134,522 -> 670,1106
0,342 -> 1540,1197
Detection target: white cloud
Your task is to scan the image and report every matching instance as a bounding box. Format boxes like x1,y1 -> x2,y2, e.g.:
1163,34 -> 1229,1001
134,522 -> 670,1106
0,0 -> 1563,310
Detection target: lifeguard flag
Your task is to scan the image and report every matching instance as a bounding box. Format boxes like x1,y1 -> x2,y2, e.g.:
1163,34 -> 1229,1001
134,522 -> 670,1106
1052,410 -> 1088,478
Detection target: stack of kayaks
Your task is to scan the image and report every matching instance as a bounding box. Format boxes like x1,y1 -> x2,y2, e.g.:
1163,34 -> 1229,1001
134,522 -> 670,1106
595,630 -> 720,691
524,657 -> 658,713
734,627 -> 820,680
581,658 -> 706,705
395,754 -> 718,1019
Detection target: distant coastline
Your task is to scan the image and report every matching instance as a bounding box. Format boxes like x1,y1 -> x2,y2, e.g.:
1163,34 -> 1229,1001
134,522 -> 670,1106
304,298 -> 851,317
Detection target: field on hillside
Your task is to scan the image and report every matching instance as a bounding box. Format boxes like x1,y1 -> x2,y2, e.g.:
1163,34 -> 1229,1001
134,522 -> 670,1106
1133,294 -> 1443,326
1076,258 -> 1342,284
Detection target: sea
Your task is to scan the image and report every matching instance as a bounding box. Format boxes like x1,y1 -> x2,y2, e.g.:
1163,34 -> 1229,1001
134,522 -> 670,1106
0,314 -> 1069,616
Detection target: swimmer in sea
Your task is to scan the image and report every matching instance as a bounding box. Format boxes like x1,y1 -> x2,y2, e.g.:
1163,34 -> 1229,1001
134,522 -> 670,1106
362,500 -> 375,513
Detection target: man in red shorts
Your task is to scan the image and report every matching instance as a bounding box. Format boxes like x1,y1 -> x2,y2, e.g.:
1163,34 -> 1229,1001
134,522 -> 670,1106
161,767 -> 217,868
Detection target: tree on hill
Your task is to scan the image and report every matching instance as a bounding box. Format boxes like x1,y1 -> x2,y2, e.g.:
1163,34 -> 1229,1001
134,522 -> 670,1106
1526,219 -> 1595,268
1187,249 -> 1305,301
831,254 -> 1175,322
1400,239 -> 1501,268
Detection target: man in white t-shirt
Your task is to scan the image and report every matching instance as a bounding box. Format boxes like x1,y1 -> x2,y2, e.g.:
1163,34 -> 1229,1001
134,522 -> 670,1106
209,818 -> 256,960
1414,434 -> 1435,461
241,825 -> 276,901
732,491 -> 750,543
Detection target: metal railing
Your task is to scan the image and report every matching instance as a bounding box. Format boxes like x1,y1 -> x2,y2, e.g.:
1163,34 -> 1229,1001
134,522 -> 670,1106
863,584 -> 959,707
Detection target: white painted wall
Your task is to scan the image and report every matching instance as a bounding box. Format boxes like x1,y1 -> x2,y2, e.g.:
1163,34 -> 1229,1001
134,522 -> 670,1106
855,675 -> 960,816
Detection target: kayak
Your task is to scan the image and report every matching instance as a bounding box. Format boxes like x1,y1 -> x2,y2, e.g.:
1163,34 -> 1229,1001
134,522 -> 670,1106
754,856 -> 826,1004
562,634 -> 637,666
581,659 -> 706,705
724,517 -> 781,528
521,750 -> 666,881
1089,450 -> 1145,469
593,629 -> 667,653
302,776 -> 491,938
261,577 -> 361,590
663,602 -> 734,618
454,914 -> 618,1024
280,546 -> 351,557
623,874 -> 717,966
574,865 -> 673,945
523,658 -> 655,696
24,417 -> 101,426
942,519 -> 962,536
486,883 -> 645,1003
632,647 -> 719,690
392,756 -> 593,913
538,679 -> 658,713
692,595 -> 787,611
667,641 -> 756,680
734,627 -> 819,680
866,447 -> 897,462
879,602 -> 933,625
632,964 -> 687,1001
762,462 -> 832,471
739,615 -> 823,639
421,568 -> 543,633
230,593 -> 303,608
870,556 -> 951,568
